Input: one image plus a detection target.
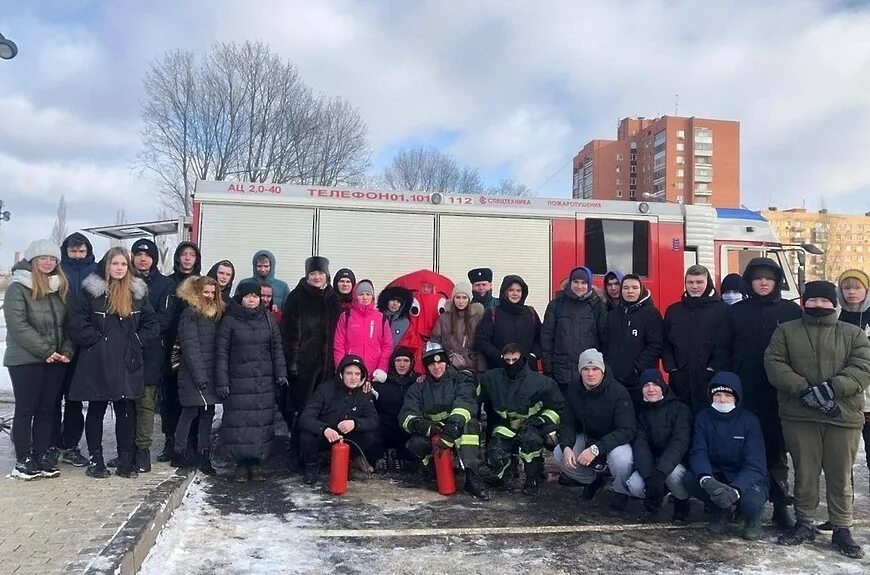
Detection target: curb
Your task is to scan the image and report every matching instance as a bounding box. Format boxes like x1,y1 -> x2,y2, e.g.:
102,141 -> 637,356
78,469 -> 195,575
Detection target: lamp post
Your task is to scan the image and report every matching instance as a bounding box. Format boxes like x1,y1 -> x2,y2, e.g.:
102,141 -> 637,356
0,33 -> 18,61
0,200 -> 10,225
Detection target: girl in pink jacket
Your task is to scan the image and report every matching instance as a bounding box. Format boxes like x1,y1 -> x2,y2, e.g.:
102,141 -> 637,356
334,280 -> 393,383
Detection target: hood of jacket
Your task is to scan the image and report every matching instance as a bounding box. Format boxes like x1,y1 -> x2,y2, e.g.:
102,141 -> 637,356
81,271 -> 148,301
173,241 -> 202,277
60,232 -> 95,268
251,249 -> 278,281
207,260 -> 236,294
564,266 -> 598,303
837,284 -> 870,314
177,276 -> 222,319
498,274 -> 529,308
742,257 -> 783,302
620,275 -> 653,313
388,345 -> 418,379
377,285 -> 414,318
682,269 -> 720,307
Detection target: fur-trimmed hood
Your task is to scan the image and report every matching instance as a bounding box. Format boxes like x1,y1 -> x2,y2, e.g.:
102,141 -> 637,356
177,276 -> 222,318
82,273 -> 148,300
377,285 -> 414,318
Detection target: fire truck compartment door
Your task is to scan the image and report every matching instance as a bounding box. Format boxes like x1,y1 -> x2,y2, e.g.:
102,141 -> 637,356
438,215 -> 551,314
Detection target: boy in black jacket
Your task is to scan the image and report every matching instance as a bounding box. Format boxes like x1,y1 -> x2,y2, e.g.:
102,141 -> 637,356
371,347 -> 419,472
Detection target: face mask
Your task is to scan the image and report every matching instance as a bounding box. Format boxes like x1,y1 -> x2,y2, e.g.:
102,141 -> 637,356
712,402 -> 736,414
504,357 -> 526,377
722,292 -> 743,305
804,307 -> 836,317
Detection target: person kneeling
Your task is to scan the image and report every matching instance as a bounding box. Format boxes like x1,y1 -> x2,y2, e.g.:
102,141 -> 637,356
683,372 -> 768,540
398,342 -> 490,500
298,355 -> 381,486
627,369 -> 692,524
552,349 -> 636,510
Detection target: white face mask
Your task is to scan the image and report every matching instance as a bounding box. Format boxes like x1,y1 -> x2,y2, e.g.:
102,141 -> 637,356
712,402 -> 736,414
722,292 -> 743,305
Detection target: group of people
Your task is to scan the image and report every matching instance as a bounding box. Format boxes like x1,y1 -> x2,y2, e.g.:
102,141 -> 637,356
4,233 -> 869,559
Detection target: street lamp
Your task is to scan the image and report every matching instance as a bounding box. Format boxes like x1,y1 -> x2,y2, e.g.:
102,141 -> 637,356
0,33 -> 18,61
0,200 -> 11,224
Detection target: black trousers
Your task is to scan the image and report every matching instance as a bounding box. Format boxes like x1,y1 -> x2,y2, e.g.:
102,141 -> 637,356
49,356 -> 84,450
299,428 -> 382,466
379,421 -> 413,460
160,371 -> 183,436
86,399 -> 136,456
175,406 -> 215,452
863,419 -> 870,471
9,363 -> 67,458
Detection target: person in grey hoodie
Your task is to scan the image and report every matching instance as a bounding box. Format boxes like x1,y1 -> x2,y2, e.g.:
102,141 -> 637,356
241,250 -> 290,309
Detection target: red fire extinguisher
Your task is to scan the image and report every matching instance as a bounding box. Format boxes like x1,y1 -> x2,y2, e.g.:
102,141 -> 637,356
329,439 -> 350,495
431,434 -> 456,496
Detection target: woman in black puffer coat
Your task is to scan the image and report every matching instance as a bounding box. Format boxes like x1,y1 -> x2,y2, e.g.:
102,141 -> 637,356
215,281 -> 287,482
172,276 -> 224,474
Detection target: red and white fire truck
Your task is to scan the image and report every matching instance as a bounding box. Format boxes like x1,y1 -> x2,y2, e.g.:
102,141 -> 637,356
191,180 -> 809,313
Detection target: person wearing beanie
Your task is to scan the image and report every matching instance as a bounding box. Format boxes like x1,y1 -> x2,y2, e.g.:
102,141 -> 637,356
298,354 -> 381,485
475,275 -> 542,371
333,279 -> 393,383
239,250 -> 290,309
720,273 -> 749,306
765,280 -> 870,558
206,259 -> 235,304
215,276 -> 287,483
717,256 -> 802,530
662,264 -> 730,413
478,343 -> 564,495
334,268 -> 357,310
626,368 -> 693,524
4,240 -> 75,479
127,239 -> 175,473
372,346 -> 420,473
377,283 -> 424,367
67,247 -> 160,480
399,341 -> 490,500
683,372 -> 769,540
604,273 -> 664,407
553,348 -> 636,510
541,266 -> 607,396
603,270 -> 624,312
431,281 -> 485,372
468,267 -> 499,311
280,255 -> 341,473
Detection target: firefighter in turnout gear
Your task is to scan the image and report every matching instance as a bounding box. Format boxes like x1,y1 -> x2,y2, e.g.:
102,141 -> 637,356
478,343 -> 564,495
398,342 -> 490,500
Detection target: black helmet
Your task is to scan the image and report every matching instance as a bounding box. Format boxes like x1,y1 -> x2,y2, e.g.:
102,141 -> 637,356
421,341 -> 447,367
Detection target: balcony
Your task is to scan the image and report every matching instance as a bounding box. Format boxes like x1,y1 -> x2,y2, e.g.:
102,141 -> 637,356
694,148 -> 713,157
694,173 -> 713,183
694,188 -> 712,196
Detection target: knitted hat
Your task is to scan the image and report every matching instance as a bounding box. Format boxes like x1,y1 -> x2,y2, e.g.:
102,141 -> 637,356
639,368 -> 666,391
452,281 -> 473,300
25,239 -> 61,262
131,239 -> 159,264
355,279 -> 374,296
234,281 -> 261,302
467,267 -> 493,283
334,268 -> 356,285
838,269 -> 869,291
720,273 -> 749,295
578,348 -> 605,373
802,280 -> 838,307
305,256 -> 330,276
392,346 -> 414,362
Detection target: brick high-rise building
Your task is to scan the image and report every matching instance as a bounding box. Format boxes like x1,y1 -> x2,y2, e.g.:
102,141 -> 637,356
572,116 -> 740,207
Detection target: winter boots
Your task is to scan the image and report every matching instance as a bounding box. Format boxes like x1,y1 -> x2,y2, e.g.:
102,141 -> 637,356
777,521 -> 815,546
303,464 -> 320,486
771,502 -> 796,530
157,437 -> 174,463
198,449 -> 217,476
464,469 -> 491,501
741,514 -> 764,540
522,459 -> 543,496
61,447 -> 89,467
170,449 -> 193,469
11,454 -> 41,481
86,451 -> 111,479
671,499 -> 691,525
136,448 -> 152,473
832,527 -> 864,559
115,452 -> 139,479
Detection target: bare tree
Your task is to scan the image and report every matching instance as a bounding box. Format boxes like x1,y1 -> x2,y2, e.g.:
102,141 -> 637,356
50,195 -> 68,246
139,41 -> 371,216
487,179 -> 535,197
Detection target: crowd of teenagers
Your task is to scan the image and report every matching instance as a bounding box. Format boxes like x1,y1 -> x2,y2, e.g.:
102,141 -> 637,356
4,232 -> 870,560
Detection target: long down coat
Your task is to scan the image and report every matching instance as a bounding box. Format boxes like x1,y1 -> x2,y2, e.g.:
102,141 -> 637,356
176,277 -> 221,407
216,300 -> 287,461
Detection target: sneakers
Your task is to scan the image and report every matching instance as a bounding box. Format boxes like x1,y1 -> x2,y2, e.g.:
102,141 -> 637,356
106,456 -> 120,468
86,452 -> 111,479
742,514 -> 763,540
135,449 -> 152,473
45,446 -> 61,468
35,452 -> 61,478
11,454 -> 41,481
303,464 -> 320,486
672,499 -> 691,526
816,521 -> 833,532
375,458 -> 388,475
771,502 -> 796,530
777,521 -> 815,546
389,449 -> 402,473
832,527 -> 864,559
61,447 -> 89,467
197,449 -> 217,476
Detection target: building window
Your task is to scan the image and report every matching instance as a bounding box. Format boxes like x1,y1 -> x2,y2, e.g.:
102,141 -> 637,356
615,178 -> 622,185
676,143 -> 685,151
630,165 -> 636,174
630,153 -> 637,161
676,182 -> 684,190
584,218 -> 650,276
630,141 -> 637,149
616,154 -> 624,161
677,130 -> 685,139
677,169 -> 684,177
616,165 -> 622,173
676,156 -> 685,164
630,177 -> 637,185
616,190 -> 623,198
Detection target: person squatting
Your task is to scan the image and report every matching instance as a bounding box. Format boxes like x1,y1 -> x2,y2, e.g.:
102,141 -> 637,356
5,238 -> 870,559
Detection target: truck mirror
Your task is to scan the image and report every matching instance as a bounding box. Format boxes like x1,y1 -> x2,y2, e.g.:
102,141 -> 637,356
796,250 -> 805,266
798,266 -> 806,295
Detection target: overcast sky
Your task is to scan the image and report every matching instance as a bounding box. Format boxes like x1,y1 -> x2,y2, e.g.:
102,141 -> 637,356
2,0 -> 870,268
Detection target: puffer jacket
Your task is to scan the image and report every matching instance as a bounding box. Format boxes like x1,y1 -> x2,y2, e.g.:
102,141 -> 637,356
431,300 -> 485,372
633,370 -> 693,480
559,370 -> 636,456
60,233 -> 97,297
299,376 -> 379,436
765,311 -> 870,428
176,277 -> 221,407
216,300 -> 287,461
604,287 -> 663,392
66,271 -> 160,401
375,347 -> 420,426
3,259 -> 75,366
333,301 -> 393,376
541,269 -> 608,388
474,275 -> 542,369
399,366 -> 478,432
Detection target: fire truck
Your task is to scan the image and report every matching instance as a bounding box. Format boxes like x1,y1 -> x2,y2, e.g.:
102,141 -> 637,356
191,180 -> 810,313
